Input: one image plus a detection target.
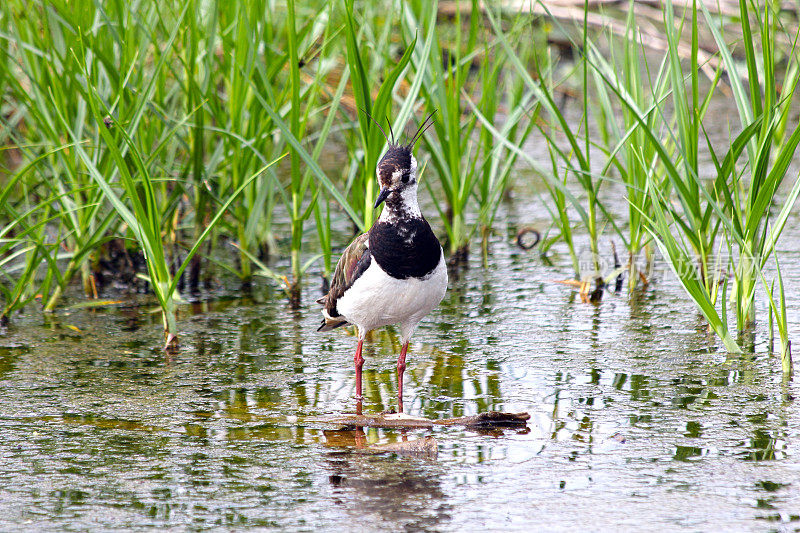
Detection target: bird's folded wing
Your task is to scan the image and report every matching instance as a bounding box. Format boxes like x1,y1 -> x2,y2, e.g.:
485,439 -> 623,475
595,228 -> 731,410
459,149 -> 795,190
318,233 -> 370,316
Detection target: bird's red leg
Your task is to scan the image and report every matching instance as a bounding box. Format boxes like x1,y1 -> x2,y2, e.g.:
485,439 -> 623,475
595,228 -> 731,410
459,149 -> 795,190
397,341 -> 409,413
354,339 -> 364,415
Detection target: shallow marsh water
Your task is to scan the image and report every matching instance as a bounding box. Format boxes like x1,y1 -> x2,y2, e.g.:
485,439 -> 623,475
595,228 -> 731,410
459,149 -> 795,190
2,91 -> 800,529
2,204 -> 800,532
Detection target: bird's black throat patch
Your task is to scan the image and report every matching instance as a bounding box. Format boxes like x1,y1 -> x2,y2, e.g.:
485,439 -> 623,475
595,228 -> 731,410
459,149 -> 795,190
369,218 -> 441,279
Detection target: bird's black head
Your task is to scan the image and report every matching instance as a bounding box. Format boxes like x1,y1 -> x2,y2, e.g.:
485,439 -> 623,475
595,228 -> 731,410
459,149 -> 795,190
377,144 -> 414,186
373,144 -> 417,208
372,111 -> 436,209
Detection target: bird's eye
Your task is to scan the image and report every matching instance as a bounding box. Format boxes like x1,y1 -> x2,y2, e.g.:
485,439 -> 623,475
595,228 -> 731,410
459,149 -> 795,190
401,173 -> 410,183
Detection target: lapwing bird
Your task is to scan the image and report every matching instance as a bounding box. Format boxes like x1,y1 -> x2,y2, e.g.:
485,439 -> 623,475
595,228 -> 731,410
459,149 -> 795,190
317,112 -> 446,414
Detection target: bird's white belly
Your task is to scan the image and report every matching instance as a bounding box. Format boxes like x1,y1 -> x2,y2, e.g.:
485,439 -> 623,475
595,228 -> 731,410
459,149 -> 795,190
337,249 -> 447,339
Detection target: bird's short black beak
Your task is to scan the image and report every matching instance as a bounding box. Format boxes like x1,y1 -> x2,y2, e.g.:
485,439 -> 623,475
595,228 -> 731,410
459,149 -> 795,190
373,187 -> 391,208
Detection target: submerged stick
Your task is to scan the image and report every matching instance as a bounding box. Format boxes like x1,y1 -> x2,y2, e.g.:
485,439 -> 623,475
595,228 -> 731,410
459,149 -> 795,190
311,410 -> 530,430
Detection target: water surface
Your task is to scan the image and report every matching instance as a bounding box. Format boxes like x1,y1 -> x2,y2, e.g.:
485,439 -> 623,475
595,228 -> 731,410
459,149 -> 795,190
2,209 -> 799,532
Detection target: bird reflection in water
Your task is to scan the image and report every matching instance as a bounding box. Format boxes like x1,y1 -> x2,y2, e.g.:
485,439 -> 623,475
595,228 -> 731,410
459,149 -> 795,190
322,428 -> 453,530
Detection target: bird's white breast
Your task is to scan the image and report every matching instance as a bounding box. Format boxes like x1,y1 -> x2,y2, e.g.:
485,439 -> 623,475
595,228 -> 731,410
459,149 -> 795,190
336,248 -> 447,341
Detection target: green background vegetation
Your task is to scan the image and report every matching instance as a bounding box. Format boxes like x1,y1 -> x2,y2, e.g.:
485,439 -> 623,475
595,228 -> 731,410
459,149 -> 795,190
1,0 -> 797,368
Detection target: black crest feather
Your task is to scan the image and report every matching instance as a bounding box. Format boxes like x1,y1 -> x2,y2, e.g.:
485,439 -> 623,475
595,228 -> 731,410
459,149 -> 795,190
406,109 -> 437,149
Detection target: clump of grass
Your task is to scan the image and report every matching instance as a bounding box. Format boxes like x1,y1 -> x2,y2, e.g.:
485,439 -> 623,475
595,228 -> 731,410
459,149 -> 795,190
593,0 -> 800,354
590,1 -> 672,290
494,0 -> 799,358
469,10 -> 539,258
1,0 -> 120,310
185,0 -> 285,286
57,34 -> 286,347
700,0 -> 800,333
489,3 -> 618,293
574,0 -> 746,350
404,0 -> 482,260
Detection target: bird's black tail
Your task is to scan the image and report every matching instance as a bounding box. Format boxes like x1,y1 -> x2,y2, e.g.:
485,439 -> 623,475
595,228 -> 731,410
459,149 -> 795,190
317,317 -> 349,332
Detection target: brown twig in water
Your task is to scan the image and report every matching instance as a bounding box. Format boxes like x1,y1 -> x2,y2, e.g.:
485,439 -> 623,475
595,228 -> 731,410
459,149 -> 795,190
312,410 -> 531,430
